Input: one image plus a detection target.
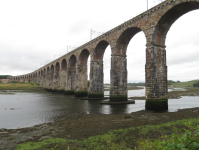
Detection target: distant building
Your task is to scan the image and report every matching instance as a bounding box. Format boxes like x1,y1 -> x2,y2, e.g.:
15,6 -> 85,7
0,79 -> 9,83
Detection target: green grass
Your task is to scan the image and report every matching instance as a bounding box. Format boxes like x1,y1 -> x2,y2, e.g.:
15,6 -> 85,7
0,82 -> 40,90
15,117 -> 199,150
171,80 -> 199,88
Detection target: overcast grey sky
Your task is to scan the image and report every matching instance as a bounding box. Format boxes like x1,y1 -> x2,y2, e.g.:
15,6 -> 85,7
0,0 -> 199,83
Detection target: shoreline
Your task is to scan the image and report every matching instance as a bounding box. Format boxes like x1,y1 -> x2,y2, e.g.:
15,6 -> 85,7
1,107 -> 199,149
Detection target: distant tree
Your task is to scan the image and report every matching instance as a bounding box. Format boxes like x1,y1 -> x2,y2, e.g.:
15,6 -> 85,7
128,82 -> 145,86
0,75 -> 11,79
193,81 -> 199,87
167,80 -> 176,85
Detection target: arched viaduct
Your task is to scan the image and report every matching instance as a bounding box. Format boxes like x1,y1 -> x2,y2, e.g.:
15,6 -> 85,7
8,0 -> 199,110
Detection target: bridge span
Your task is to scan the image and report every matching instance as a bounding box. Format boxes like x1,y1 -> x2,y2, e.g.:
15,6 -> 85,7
8,0 -> 199,110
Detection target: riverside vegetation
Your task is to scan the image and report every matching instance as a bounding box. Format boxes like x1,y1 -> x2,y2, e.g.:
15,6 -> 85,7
1,108 -> 199,150
0,82 -> 40,91
14,118 -> 199,150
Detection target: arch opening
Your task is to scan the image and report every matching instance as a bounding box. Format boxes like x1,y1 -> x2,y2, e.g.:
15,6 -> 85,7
166,9 -> 199,82
69,55 -> 77,68
154,1 -> 199,45
116,27 -> 142,55
61,59 -> 67,70
93,40 -> 109,61
79,49 -> 90,65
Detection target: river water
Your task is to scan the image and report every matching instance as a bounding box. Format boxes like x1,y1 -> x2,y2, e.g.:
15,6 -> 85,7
0,87 -> 199,129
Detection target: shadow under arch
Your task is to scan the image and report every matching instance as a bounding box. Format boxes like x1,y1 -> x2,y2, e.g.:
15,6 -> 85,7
75,49 -> 90,97
93,40 -> 109,61
59,59 -> 67,90
49,65 -> 54,89
88,40 -> 110,98
154,1 -> 199,45
53,62 -> 60,90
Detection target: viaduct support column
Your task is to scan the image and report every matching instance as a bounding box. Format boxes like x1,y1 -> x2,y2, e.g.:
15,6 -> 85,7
59,70 -> 67,91
65,68 -> 76,95
88,61 -> 104,98
145,43 -> 168,111
46,74 -> 51,89
40,75 -> 43,87
41,74 -> 45,88
49,74 -> 54,89
110,55 -> 127,101
53,72 -> 59,90
74,65 -> 88,97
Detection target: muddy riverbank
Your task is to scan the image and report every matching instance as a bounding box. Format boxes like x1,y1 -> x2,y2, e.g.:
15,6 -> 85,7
1,106 -> 199,150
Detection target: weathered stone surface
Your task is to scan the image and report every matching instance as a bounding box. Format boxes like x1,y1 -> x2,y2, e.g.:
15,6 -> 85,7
88,61 -> 104,97
110,55 -> 127,101
75,65 -> 87,92
59,70 -> 67,90
66,68 -> 76,91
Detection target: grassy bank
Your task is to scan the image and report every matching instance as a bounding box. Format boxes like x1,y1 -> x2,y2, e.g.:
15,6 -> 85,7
15,117 -> 199,150
170,80 -> 199,88
0,82 -> 41,90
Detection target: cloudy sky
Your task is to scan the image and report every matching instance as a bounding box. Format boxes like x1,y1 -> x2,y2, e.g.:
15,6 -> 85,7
0,0 -> 199,83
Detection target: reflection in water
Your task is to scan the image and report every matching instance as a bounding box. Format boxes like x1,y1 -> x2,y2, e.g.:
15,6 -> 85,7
101,105 -> 111,114
0,88 -> 199,129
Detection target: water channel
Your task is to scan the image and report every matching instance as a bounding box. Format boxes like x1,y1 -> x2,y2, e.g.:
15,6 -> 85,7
0,87 -> 199,129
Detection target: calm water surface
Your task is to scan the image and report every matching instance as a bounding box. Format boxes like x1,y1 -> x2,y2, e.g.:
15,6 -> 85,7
0,87 -> 198,129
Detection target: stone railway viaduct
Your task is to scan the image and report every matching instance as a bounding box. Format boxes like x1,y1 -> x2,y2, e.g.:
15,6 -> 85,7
9,0 -> 199,110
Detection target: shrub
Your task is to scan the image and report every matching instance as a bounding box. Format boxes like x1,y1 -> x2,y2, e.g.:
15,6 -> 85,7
136,122 -> 199,150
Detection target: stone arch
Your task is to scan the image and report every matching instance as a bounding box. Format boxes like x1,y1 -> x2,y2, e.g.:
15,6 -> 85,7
69,55 -> 77,68
55,62 -> 60,79
93,40 -> 109,61
43,68 -> 46,76
47,67 -> 50,74
66,55 -> 77,92
61,59 -> 67,70
75,49 -> 90,96
59,59 -> 67,90
50,65 -> 54,76
153,1 -> 199,45
55,62 -> 60,72
115,27 -> 145,55
41,70 -> 43,76
78,49 -> 90,65
88,40 -> 110,98
39,71 -> 41,76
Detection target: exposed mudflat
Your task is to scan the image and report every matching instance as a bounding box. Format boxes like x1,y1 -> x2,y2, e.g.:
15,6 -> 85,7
1,106 -> 199,150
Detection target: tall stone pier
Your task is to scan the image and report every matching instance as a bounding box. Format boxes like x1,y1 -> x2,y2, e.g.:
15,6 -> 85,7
53,71 -> 59,90
145,42 -> 168,110
65,68 -> 76,94
75,65 -> 88,97
88,61 -> 104,98
110,55 -> 127,101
